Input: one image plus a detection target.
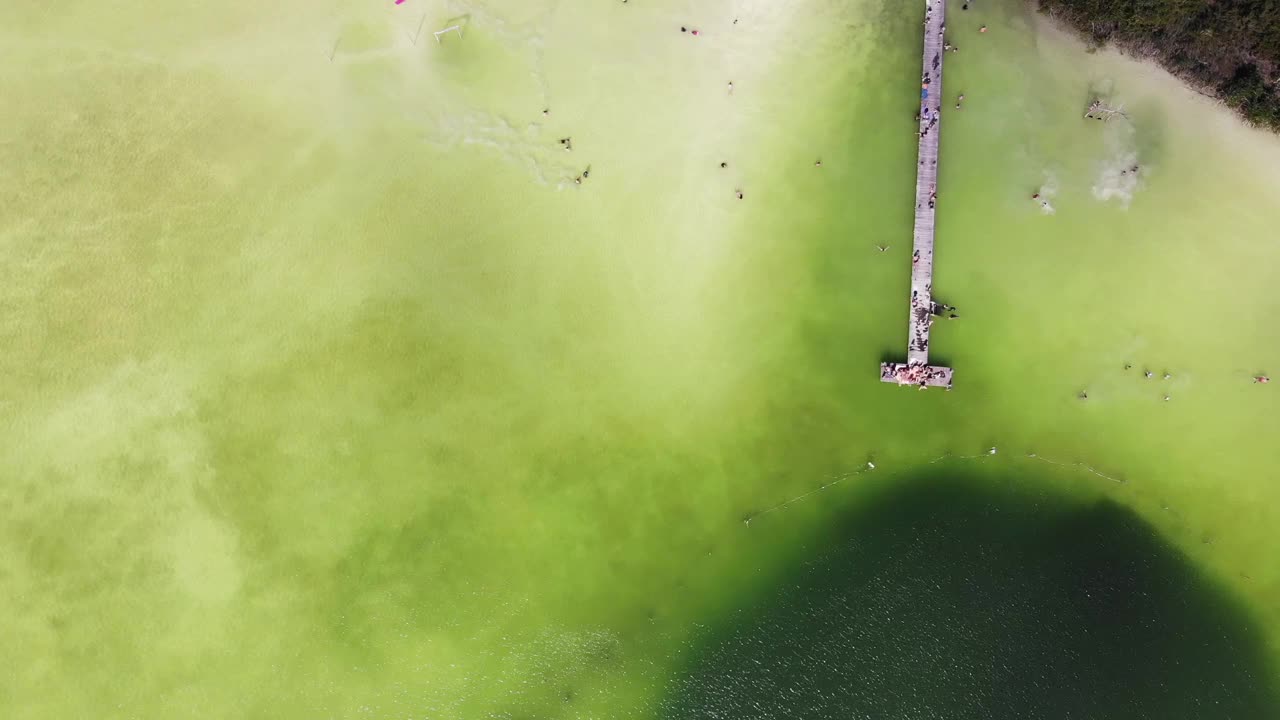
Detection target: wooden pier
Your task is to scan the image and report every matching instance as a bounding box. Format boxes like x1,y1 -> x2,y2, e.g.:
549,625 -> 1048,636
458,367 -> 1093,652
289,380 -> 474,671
881,0 -> 954,390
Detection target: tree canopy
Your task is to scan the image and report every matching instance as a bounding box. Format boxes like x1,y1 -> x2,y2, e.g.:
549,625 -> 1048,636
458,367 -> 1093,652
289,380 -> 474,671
1040,0 -> 1280,130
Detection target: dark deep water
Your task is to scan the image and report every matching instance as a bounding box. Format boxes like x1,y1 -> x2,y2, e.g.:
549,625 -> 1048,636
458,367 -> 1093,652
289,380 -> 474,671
661,472 -> 1279,719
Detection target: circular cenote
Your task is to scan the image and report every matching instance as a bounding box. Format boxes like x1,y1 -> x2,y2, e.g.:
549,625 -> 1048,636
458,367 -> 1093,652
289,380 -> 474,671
662,471 -> 1279,719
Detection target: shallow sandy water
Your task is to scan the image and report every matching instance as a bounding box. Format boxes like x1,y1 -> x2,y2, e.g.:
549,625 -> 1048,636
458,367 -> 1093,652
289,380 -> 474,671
1,0 -> 1278,717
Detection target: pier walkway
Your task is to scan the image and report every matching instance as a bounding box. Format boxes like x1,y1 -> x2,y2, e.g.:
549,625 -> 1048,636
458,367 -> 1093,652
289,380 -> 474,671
881,0 -> 954,390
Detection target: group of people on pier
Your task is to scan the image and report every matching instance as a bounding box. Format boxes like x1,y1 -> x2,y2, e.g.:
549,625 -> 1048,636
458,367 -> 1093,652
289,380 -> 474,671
881,361 -> 953,390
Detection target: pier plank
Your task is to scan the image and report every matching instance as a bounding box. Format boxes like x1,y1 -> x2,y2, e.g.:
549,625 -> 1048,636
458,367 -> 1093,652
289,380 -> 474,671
882,0 -> 954,389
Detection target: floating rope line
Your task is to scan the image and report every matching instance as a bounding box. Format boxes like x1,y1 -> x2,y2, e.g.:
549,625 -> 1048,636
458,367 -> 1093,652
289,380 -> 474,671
747,467 -> 876,522
1022,452 -> 1125,484
746,451 -> 1124,524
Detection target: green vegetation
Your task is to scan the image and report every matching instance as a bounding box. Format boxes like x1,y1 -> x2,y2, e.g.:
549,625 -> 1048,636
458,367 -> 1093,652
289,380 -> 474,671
1040,0 -> 1280,129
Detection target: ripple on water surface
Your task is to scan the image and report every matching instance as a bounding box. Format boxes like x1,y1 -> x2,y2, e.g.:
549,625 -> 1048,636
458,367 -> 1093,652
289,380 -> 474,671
662,471 -> 1279,719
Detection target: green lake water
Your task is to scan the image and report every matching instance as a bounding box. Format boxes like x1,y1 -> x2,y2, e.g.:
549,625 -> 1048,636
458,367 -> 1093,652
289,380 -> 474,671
2,0 -> 1278,717
665,472 -> 1279,719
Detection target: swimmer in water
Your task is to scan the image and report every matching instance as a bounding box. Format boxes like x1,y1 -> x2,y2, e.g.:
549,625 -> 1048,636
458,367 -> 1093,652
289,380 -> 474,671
720,162 -> 728,168
736,190 -> 744,200
980,25 -> 987,33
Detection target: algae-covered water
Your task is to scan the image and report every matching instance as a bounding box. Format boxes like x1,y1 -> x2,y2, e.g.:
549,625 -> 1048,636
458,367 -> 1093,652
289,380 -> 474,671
2,0 -> 1279,717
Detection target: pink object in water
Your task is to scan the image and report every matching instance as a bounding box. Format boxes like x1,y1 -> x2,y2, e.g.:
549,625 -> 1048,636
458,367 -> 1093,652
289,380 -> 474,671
395,0 -> 406,4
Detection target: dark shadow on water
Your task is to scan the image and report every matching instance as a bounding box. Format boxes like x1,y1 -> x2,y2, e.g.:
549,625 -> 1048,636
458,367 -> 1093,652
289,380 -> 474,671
878,348 -> 903,364
1131,99 -> 1167,170
661,470 -> 1279,719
